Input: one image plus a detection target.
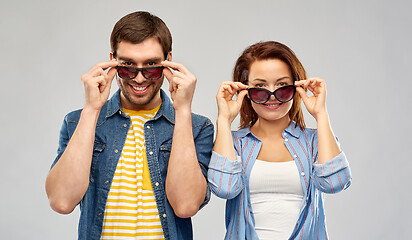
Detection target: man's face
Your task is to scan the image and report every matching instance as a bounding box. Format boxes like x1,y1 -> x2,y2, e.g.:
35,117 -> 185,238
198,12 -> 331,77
112,38 -> 169,111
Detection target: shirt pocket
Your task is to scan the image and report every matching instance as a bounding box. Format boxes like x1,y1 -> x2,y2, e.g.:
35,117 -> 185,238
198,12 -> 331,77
90,140 -> 106,183
159,142 -> 172,176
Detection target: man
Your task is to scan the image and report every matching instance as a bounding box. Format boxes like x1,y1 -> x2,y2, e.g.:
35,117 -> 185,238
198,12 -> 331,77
45,11 -> 214,240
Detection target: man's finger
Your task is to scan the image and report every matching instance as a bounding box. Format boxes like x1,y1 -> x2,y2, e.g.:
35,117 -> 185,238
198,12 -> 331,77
161,60 -> 190,75
96,59 -> 119,71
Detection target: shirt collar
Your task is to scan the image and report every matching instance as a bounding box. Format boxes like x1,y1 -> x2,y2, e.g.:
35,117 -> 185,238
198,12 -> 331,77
105,89 -> 175,124
284,121 -> 302,139
237,121 -> 302,139
106,90 -> 122,118
153,89 -> 175,124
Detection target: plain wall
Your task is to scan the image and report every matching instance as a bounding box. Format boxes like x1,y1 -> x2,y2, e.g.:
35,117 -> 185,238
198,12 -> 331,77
1,0 -> 411,239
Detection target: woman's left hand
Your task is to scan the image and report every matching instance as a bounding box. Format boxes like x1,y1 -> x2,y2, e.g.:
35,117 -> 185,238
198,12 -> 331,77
295,77 -> 327,120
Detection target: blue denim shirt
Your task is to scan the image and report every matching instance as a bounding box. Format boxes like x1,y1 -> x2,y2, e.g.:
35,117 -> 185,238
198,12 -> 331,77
208,123 -> 352,240
52,89 -> 214,240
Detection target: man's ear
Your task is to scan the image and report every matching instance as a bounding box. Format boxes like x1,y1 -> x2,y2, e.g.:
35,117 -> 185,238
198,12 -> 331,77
167,52 -> 172,61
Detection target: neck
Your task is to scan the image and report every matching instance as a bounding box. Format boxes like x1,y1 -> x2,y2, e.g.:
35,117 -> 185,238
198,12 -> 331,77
250,115 -> 290,139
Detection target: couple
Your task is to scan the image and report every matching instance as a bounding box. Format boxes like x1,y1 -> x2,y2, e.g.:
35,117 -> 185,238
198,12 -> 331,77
45,11 -> 351,240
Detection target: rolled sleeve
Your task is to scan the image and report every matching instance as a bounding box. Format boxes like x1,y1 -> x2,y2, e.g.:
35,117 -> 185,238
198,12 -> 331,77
51,115 -> 70,169
313,151 -> 352,194
207,151 -> 244,199
194,120 -> 215,209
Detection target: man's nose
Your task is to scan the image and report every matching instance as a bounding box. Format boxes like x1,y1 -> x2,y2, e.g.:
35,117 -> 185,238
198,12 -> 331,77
132,70 -> 146,83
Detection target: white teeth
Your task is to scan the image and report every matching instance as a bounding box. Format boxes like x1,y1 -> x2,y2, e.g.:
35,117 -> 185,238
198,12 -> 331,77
132,85 -> 147,91
266,103 -> 280,107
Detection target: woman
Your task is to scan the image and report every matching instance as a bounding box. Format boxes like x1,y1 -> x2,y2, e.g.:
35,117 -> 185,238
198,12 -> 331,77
208,41 -> 352,240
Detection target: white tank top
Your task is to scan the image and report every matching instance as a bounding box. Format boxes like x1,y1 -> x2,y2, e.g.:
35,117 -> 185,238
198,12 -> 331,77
249,160 -> 304,240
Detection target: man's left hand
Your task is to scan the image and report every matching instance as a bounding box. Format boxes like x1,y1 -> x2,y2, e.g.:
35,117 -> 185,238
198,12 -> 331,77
162,60 -> 197,111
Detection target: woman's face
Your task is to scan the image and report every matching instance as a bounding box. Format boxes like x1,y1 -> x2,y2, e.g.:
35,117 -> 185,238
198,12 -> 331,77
247,59 -> 294,123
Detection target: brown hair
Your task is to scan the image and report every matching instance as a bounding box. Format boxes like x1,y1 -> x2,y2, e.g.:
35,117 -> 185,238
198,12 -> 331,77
234,41 -> 306,129
110,11 -> 172,59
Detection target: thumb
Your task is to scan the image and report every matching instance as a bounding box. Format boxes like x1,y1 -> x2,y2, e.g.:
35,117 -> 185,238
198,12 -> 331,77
163,68 -> 173,83
163,68 -> 174,92
103,67 -> 116,95
296,86 -> 309,101
236,90 -> 248,105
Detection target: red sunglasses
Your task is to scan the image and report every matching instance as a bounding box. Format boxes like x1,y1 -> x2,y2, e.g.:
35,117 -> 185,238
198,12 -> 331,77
116,66 -> 164,80
248,85 -> 296,104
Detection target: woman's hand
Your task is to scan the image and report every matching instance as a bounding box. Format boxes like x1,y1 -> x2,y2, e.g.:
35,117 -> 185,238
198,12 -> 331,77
216,81 -> 248,123
295,77 -> 327,120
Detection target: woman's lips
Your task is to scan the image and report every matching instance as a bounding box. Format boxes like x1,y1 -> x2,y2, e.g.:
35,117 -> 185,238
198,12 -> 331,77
262,102 -> 282,110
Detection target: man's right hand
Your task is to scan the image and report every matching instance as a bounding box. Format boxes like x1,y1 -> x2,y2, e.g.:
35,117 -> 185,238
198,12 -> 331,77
80,59 -> 118,111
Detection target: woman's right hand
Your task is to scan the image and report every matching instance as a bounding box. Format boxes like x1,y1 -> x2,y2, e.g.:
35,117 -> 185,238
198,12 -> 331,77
216,81 -> 248,123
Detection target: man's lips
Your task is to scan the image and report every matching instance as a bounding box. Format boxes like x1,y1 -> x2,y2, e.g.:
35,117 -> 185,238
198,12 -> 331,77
129,84 -> 150,94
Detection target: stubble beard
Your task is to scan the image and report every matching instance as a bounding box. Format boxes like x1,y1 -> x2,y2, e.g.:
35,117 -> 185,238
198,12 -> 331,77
118,76 -> 163,108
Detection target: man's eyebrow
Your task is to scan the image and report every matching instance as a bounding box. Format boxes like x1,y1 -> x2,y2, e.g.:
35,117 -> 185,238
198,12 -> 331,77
116,56 -> 163,64
117,56 -> 136,63
143,57 -> 163,64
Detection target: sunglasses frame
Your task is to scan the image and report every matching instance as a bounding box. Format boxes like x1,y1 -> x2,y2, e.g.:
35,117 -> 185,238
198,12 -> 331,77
116,65 -> 165,80
248,85 -> 296,104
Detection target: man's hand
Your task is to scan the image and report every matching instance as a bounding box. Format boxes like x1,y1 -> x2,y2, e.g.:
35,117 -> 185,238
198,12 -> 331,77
161,60 -> 196,111
81,59 -> 118,111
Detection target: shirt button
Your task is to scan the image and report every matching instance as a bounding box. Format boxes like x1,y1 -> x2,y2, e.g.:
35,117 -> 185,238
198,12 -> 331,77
98,212 -> 102,216
147,125 -> 151,129
285,138 -> 289,142
105,180 -> 109,184
294,154 -> 297,158
115,149 -> 119,153
163,214 -> 167,218
155,182 -> 159,187
301,172 -> 305,176
123,123 -> 127,127
149,151 -> 153,155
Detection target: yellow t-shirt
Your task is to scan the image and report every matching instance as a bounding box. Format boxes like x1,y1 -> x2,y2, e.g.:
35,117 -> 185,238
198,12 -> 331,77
101,105 -> 164,239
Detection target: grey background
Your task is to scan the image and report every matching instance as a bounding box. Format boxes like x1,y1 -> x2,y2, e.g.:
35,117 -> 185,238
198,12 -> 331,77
1,0 -> 410,239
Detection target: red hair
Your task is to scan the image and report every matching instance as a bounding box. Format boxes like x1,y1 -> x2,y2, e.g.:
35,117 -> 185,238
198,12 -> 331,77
233,41 -> 306,129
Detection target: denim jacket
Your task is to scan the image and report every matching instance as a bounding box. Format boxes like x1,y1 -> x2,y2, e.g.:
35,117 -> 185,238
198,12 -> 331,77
52,89 -> 214,240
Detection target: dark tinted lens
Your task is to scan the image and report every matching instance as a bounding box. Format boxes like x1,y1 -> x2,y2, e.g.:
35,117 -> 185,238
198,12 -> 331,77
142,67 -> 163,80
249,88 -> 270,103
117,67 -> 138,80
275,85 -> 295,102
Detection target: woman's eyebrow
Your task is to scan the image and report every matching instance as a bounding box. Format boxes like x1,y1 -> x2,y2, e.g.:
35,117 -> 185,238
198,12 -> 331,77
276,76 -> 291,82
251,78 -> 266,83
251,76 -> 291,82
